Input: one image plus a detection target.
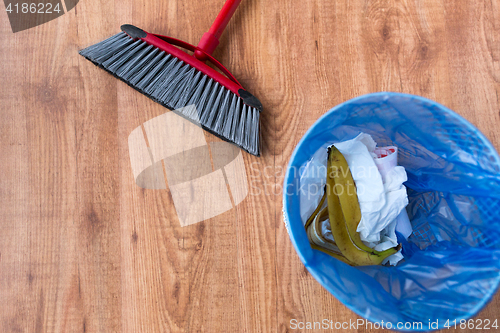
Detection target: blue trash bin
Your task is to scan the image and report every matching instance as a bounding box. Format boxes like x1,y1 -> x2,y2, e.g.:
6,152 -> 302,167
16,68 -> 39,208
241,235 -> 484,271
283,92 -> 500,331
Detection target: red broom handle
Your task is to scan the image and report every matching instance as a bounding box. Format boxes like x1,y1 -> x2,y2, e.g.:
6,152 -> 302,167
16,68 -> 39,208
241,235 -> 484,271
194,0 -> 242,61
209,0 -> 242,39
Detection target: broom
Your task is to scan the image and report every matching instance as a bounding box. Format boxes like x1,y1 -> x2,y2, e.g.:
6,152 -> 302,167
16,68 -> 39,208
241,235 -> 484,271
79,0 -> 262,156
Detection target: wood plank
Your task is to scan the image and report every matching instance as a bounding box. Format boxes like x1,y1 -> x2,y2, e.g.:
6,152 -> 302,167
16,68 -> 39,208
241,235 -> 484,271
116,1 -> 242,332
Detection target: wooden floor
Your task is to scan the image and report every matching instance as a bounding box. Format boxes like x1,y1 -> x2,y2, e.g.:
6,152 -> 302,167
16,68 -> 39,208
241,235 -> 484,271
1,0 -> 500,332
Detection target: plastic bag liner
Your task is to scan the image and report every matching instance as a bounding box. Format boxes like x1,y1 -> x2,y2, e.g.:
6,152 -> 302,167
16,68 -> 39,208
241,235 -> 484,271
283,92 -> 500,331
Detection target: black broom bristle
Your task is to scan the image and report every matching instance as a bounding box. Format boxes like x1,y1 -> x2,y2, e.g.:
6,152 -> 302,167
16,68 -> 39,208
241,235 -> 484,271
79,32 -> 261,156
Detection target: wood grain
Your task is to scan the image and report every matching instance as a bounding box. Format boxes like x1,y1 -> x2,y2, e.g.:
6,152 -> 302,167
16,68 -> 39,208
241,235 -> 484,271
1,0 -> 500,332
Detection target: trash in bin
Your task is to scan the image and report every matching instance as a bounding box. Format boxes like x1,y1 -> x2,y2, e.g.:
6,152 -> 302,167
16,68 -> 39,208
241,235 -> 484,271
301,132 -> 410,266
283,92 -> 500,331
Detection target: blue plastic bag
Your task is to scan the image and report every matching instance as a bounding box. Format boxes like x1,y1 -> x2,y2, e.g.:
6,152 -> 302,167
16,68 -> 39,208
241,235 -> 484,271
283,92 -> 500,331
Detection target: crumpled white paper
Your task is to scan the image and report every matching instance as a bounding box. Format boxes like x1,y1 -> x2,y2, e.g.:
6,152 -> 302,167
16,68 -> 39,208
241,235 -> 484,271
300,133 -> 409,265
